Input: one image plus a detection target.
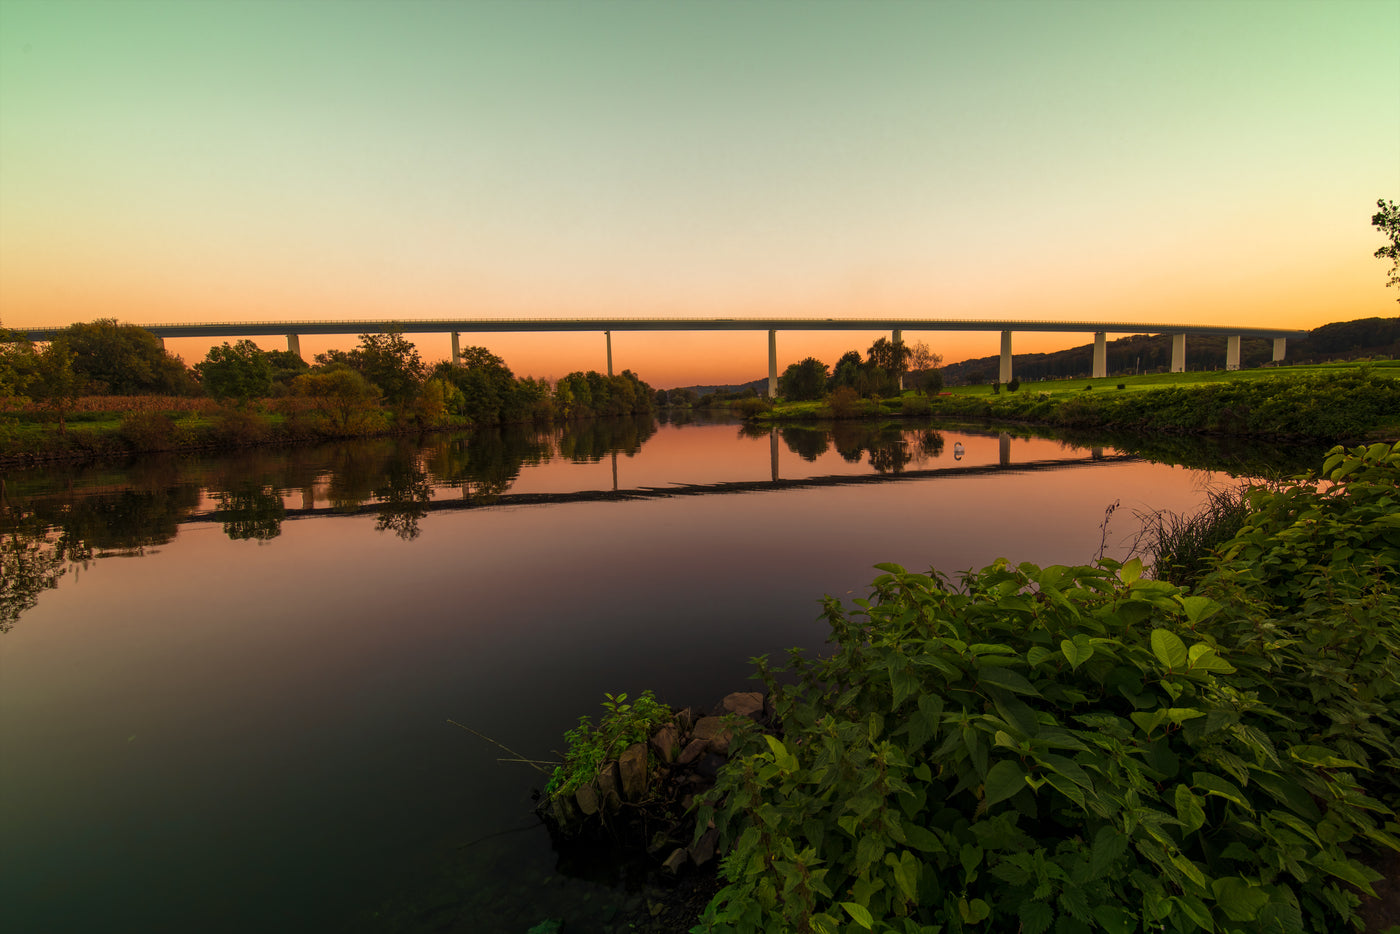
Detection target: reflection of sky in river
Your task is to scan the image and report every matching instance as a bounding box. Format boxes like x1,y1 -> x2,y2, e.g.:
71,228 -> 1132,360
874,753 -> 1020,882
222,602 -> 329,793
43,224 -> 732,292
0,420 -> 1274,932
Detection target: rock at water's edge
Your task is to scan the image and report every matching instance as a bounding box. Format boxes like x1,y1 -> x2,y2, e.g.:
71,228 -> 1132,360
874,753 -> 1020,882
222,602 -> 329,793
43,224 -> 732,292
619,742 -> 648,801
650,724 -> 680,763
720,691 -> 765,720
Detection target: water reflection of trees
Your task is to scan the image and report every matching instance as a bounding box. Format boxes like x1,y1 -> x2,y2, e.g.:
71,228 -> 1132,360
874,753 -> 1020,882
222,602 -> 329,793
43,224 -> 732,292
765,422 -> 946,474
215,484 -> 287,542
424,426 -> 553,505
373,443 -> 432,541
0,529 -> 88,633
557,416 -> 658,462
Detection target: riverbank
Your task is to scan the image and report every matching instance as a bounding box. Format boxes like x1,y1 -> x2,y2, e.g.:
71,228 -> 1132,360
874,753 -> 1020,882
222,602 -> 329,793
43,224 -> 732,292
674,442 -> 1400,932
0,398 -> 659,468
753,364 -> 1400,442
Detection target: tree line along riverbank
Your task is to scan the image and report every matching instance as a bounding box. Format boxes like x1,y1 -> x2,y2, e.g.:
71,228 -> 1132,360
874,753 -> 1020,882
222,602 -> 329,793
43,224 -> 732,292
0,321 -> 656,464
749,363 -> 1400,444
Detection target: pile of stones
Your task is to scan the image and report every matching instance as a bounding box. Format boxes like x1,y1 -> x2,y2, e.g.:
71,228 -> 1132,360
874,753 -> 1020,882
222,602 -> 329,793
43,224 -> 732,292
537,690 -> 773,876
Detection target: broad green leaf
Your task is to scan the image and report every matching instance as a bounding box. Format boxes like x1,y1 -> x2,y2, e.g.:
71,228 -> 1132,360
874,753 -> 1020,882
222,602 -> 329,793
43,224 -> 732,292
1209,879 -> 1276,924
1174,784 -> 1206,834
1027,645 -> 1055,667
841,902 -> 875,930
990,689 -> 1041,739
1178,595 -> 1218,625
1187,643 -> 1235,673
1092,904 -> 1134,934
978,665 -> 1040,696
1193,772 -> 1249,810
958,898 -> 990,924
1174,893 -> 1214,930
983,758 -> 1028,808
1131,710 -> 1168,735
888,849 -> 920,901
1151,630 -> 1188,669
1120,557 -> 1144,585
1089,826 -> 1128,879
1018,899 -> 1054,934
1060,634 -> 1095,669
1288,745 -> 1362,769
890,662 -> 921,710
1165,707 -> 1205,725
1313,854 -> 1380,894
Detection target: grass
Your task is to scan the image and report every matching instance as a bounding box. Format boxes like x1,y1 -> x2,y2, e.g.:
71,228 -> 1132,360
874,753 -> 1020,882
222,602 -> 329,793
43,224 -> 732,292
941,359 -> 1400,398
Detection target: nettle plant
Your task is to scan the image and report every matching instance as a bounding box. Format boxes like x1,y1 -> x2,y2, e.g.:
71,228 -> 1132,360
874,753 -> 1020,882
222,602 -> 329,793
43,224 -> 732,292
695,443 -> 1400,934
545,690 -> 671,799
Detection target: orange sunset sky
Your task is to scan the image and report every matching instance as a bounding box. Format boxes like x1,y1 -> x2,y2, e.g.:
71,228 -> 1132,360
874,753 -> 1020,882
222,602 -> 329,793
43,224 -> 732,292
2,0 -> 1397,386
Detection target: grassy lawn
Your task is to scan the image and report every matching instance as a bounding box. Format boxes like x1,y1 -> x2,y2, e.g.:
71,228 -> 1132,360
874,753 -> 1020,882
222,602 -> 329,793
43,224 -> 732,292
939,359 -> 1400,398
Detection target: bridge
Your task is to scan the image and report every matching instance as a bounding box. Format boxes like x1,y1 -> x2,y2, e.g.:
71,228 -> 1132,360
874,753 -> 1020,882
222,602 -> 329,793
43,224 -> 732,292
13,316 -> 1305,394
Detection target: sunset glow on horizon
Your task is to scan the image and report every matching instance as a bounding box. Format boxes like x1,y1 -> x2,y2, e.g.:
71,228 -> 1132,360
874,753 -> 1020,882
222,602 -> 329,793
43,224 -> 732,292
2,0 -> 1397,386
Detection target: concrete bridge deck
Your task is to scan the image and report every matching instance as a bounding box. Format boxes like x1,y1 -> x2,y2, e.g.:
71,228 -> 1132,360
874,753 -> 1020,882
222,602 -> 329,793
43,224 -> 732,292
12,316 -> 1306,390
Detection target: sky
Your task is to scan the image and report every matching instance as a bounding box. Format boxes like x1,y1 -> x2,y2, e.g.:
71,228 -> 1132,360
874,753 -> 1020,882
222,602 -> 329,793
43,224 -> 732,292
1,0 -> 1397,386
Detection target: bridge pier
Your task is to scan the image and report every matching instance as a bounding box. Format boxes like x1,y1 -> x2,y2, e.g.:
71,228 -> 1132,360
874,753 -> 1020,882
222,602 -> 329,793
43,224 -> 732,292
451,332 -> 460,367
999,432 -> 1011,466
286,333 -> 301,358
1273,338 -> 1286,363
605,331 -> 613,377
893,328 -> 903,391
1092,332 -> 1107,379
1226,335 -> 1241,371
1171,333 -> 1186,373
999,331 -> 1013,383
768,330 -> 777,399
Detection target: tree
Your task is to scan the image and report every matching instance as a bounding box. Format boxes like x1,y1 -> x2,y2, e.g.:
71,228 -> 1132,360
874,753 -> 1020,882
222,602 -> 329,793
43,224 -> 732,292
352,329 -> 426,413
1373,198 -> 1400,300
779,357 -> 829,401
31,343 -> 84,432
196,340 -> 273,406
264,350 -> 310,391
0,328 -> 38,400
52,319 -> 197,395
291,368 -> 379,432
866,337 -> 911,393
907,341 -> 944,394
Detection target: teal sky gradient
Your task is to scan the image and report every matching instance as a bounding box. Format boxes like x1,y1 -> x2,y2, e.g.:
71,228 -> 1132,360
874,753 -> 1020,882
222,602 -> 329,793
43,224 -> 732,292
2,0 -> 1397,382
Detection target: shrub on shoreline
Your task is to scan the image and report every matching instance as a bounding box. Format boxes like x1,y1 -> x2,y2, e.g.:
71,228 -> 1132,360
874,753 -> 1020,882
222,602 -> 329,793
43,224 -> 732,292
695,443 -> 1400,934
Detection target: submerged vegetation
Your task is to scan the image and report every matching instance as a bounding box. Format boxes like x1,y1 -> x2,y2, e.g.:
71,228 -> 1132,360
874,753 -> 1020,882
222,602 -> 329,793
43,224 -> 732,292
691,442 -> 1400,933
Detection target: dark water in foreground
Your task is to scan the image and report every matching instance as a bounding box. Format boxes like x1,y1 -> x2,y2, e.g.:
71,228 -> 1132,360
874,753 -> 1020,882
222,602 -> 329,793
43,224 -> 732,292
0,415 -> 1319,932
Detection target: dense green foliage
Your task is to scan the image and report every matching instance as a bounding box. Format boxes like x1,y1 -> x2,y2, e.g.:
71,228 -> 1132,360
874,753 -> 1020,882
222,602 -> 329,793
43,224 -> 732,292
1373,200 -> 1399,298
927,370 -> 1400,441
1139,490 -> 1250,590
782,358 -> 833,401
197,340 -> 274,405
696,443 -> 1400,934
545,691 -> 672,799
2,325 -> 655,459
52,319 -> 199,395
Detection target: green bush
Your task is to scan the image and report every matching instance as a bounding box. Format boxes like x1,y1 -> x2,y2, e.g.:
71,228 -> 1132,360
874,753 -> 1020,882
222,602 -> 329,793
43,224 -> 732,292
117,411 -> 178,451
696,443 -> 1400,934
900,395 -> 932,416
545,691 -> 671,799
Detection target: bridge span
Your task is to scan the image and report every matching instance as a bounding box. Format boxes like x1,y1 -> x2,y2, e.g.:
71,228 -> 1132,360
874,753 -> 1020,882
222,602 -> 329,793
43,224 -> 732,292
14,316 -> 1305,394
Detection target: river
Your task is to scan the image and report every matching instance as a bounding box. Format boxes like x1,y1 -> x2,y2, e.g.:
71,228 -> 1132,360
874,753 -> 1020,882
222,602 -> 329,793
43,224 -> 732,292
0,414 -> 1321,933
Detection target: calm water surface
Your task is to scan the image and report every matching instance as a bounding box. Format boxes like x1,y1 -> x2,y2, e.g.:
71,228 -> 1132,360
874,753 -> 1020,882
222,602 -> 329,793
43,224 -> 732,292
0,416 -> 1316,933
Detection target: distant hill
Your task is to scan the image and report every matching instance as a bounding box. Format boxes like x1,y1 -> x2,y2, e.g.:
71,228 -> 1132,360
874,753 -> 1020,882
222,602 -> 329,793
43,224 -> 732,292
939,316 -> 1400,385
667,317 -> 1400,392
669,378 -> 768,397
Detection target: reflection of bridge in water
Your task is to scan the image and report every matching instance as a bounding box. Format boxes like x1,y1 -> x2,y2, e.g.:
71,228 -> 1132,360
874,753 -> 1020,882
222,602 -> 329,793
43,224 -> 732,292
183,440 -> 1133,526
